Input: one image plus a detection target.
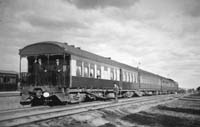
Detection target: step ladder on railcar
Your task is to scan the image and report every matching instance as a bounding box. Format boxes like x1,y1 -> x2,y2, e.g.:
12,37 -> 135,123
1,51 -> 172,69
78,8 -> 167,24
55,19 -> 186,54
85,91 -> 108,101
134,90 -> 143,97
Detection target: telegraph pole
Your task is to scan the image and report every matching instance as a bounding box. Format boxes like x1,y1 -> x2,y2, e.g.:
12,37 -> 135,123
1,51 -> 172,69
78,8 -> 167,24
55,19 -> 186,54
137,62 -> 141,89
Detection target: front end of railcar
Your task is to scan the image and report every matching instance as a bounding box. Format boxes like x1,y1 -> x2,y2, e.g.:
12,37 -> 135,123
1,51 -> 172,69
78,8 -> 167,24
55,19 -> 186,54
19,42 -> 71,106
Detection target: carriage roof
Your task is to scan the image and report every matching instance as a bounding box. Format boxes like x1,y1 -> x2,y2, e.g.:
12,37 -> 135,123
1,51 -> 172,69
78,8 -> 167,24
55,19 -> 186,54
19,41 -> 176,83
0,70 -> 18,75
19,41 -> 138,70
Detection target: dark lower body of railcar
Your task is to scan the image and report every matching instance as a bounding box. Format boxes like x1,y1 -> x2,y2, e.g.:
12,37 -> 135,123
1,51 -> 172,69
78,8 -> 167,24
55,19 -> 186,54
71,76 -> 142,97
0,83 -> 18,91
0,73 -> 18,92
20,76 -> 177,106
72,76 -> 141,90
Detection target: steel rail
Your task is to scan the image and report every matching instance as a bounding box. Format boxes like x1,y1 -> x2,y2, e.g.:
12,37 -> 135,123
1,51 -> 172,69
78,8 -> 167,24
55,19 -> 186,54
0,94 -> 183,127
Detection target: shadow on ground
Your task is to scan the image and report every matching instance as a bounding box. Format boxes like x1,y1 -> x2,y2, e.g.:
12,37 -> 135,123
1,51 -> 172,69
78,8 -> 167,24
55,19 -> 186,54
157,105 -> 200,115
121,111 -> 200,127
98,123 -> 116,127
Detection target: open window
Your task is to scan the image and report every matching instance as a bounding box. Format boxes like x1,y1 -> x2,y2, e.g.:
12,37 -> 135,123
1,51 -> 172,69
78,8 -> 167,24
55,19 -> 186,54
83,62 -> 89,77
90,63 -> 95,78
76,60 -> 82,77
20,54 -> 70,86
96,65 -> 101,79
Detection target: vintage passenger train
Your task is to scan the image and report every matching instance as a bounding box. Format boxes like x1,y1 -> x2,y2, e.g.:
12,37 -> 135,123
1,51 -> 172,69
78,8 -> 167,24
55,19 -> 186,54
0,70 -> 18,91
19,41 -> 178,105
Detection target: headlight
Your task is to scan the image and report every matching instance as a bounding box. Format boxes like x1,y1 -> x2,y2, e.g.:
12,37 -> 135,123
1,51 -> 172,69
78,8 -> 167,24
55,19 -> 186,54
43,92 -> 50,98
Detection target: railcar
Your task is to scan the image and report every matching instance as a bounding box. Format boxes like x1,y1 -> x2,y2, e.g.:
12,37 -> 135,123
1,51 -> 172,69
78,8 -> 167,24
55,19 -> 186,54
19,41 -> 178,105
0,70 -> 18,91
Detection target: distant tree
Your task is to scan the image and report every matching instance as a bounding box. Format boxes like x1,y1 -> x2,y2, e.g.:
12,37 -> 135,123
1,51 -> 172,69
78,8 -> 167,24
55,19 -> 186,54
188,89 -> 195,93
197,86 -> 200,92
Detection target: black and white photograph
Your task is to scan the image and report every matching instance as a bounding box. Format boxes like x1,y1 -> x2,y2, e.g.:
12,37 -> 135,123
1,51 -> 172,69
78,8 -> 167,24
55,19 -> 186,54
0,0 -> 200,127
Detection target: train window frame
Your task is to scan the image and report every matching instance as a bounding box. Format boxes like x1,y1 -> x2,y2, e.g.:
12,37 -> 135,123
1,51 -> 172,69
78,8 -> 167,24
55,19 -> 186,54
76,65 -> 82,77
132,73 -> 135,83
126,72 -> 129,82
96,65 -> 101,79
83,62 -> 89,77
90,68 -> 94,78
123,72 -> 126,82
76,60 -> 82,77
90,63 -> 95,78
84,66 -> 89,77
10,77 -> 16,84
110,71 -> 114,80
0,77 -> 3,83
110,68 -> 114,80
3,76 -> 9,84
130,73 -> 132,83
97,69 -> 101,79
114,69 -> 117,81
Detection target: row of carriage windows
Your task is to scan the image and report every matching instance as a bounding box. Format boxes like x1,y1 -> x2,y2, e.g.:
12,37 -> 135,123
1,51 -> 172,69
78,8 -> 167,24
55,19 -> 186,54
76,64 -> 102,79
0,76 -> 17,84
0,75 -> 18,91
140,75 -> 160,84
122,72 -> 136,83
76,60 -> 137,83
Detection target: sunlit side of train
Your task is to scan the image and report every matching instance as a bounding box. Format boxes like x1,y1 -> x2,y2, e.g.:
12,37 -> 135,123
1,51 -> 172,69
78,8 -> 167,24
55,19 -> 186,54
19,41 -> 178,105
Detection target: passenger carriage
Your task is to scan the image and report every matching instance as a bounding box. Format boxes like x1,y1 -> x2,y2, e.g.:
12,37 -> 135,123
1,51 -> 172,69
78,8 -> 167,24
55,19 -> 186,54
0,70 -> 18,91
19,41 -> 178,104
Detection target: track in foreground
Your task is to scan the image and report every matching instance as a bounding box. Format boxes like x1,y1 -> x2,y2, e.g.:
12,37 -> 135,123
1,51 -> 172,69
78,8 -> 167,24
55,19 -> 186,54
0,94 -> 184,127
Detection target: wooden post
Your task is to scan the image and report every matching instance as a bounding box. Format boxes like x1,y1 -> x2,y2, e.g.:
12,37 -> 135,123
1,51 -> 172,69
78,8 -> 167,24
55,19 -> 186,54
19,56 -> 21,79
63,54 -> 66,87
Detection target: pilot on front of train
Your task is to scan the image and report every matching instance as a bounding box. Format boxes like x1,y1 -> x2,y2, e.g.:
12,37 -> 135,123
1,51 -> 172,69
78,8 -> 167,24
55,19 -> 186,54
21,88 -> 66,106
30,88 -> 45,106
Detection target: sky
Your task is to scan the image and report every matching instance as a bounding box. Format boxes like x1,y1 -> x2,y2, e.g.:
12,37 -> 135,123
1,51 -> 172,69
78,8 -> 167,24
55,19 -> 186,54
0,0 -> 200,89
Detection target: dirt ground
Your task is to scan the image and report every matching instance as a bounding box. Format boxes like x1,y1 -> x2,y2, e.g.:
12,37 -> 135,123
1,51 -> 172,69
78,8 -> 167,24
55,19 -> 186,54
20,94 -> 200,127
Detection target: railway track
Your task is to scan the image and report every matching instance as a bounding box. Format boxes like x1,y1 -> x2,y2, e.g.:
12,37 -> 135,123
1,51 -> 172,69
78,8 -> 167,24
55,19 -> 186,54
0,94 -> 184,127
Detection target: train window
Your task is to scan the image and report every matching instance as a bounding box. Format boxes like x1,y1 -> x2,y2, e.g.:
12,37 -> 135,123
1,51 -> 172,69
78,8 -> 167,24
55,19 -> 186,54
96,65 -> 101,79
130,73 -> 132,82
84,66 -> 89,77
132,73 -> 135,83
90,68 -> 94,78
110,68 -> 114,80
21,57 -> 28,72
126,72 -> 128,82
3,77 -> 9,83
116,69 -> 120,81
123,72 -> 126,82
83,62 -> 89,77
10,78 -> 16,84
76,60 -> 82,77
114,69 -> 117,80
90,63 -> 95,78
110,71 -> 114,80
0,77 -> 3,83
76,66 -> 82,77
97,70 -> 101,79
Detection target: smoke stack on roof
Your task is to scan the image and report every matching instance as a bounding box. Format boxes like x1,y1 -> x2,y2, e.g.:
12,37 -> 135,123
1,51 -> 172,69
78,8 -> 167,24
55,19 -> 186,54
76,47 -> 81,50
64,42 -> 68,45
107,57 -> 111,59
70,45 -> 75,48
